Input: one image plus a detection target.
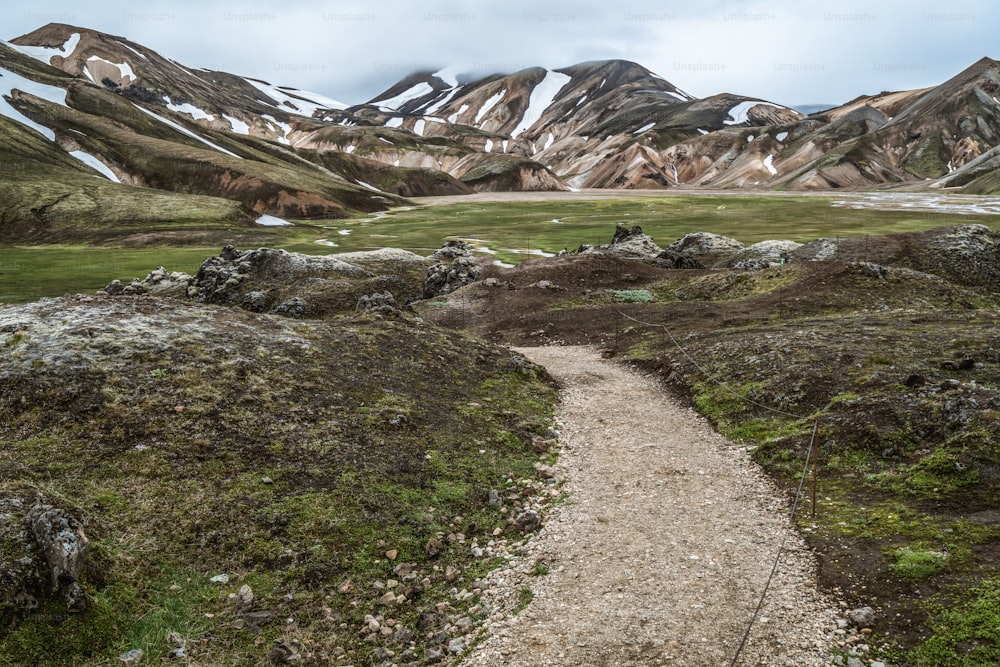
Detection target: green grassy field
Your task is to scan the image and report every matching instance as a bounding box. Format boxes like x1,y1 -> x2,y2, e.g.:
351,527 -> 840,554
2,194 -> 996,304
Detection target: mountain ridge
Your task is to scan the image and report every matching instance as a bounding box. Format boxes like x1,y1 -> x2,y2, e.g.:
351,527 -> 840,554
2,22 -> 1000,242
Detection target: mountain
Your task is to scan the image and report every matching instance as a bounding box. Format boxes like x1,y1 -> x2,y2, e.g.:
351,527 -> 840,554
0,24 -> 471,241
2,22 -> 1000,244
352,60 -> 803,189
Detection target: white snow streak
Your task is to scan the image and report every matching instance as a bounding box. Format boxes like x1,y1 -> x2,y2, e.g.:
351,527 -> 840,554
413,119 -> 425,136
421,87 -> 460,115
223,114 -> 250,135
448,104 -> 469,124
723,100 -> 784,125
385,117 -> 404,128
776,131 -> 789,142
345,145 -> 356,154
261,114 -> 292,145
764,154 -> 778,176
245,78 -> 346,117
356,180 -> 384,193
510,70 -> 570,138
484,139 -> 493,153
9,33 -> 81,65
256,215 -> 293,226
86,56 -> 136,83
434,67 -> 460,87
697,128 -> 709,135
501,139 -> 508,153
69,150 -> 120,182
0,66 -> 69,140
634,122 -> 656,134
374,82 -> 434,111
543,132 -> 555,150
134,104 -> 242,158
163,96 -> 214,121
475,88 -> 506,124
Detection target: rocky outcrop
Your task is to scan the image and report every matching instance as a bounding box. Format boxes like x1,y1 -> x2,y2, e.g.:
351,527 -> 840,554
578,224 -> 664,259
729,240 -> 802,269
665,232 -> 746,268
106,246 -> 438,317
1,490 -> 90,624
423,242 -> 482,298
27,505 -> 90,612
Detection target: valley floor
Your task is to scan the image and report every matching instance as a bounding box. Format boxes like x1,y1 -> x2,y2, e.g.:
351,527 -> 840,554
462,346 -> 857,667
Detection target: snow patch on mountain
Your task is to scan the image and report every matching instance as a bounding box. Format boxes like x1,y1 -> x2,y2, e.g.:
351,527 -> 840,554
764,153 -> 777,176
84,56 -> 137,85
723,100 -> 785,125
510,70 -> 571,138
448,104 -> 469,124
544,132 -> 555,150
261,114 -> 292,145
164,96 -> 214,121
434,67 -> 460,87
484,139 -> 493,153
256,214 -> 293,226
776,131 -> 789,142
475,89 -> 506,124
421,87 -> 460,115
413,119 -> 425,136
69,150 -> 121,182
116,40 -> 148,61
9,32 -> 81,65
0,65 -> 69,140
223,114 -> 250,135
374,81 -> 434,111
134,104 -> 242,158
245,78 -> 346,117
634,122 -> 656,134
385,116 -> 404,129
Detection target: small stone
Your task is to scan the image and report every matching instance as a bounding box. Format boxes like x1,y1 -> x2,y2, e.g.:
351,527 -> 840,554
447,638 -> 466,654
385,549 -> 398,561
445,565 -> 460,583
425,538 -> 444,556
118,649 -> 144,666
337,579 -> 354,593
234,584 -> 254,612
261,477 -> 273,484
847,606 -> 875,628
379,591 -> 396,606
210,574 -> 230,585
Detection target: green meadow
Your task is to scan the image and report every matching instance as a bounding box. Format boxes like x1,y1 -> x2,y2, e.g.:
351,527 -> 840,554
2,194 -> 996,303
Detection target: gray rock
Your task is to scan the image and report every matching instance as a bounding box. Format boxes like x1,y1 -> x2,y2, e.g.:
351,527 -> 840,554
514,509 -> 542,533
423,246 -> 481,298
26,504 -> 90,611
356,291 -> 402,316
665,232 -> 745,268
729,239 -> 801,269
846,606 -> 875,628
117,649 -> 144,666
607,224 -> 664,258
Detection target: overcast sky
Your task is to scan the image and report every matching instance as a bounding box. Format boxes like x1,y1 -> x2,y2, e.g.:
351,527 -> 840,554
7,0 -> 993,108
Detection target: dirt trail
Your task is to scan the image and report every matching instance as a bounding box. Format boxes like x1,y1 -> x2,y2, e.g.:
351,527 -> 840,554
462,346 -> 845,667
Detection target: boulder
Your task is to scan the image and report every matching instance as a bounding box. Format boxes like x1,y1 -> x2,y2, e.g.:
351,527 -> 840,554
423,242 -> 482,298
729,240 -> 802,269
26,504 -> 90,611
665,232 -> 746,268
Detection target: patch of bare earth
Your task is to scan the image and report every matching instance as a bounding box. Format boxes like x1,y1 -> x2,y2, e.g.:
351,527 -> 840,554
462,346 -> 849,667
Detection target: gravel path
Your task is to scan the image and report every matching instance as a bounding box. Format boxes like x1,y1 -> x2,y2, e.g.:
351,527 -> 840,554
461,346 -> 851,667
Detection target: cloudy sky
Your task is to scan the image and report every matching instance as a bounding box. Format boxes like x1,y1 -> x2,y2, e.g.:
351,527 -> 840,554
7,0 -> 993,108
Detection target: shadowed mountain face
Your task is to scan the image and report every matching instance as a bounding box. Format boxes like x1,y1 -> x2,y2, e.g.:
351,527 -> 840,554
2,23 -> 1000,241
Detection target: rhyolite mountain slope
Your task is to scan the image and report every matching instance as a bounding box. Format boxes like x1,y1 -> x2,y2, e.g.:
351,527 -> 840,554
3,22 -> 1000,243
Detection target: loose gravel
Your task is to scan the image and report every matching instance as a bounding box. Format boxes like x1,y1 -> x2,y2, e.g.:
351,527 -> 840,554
460,346 -> 862,667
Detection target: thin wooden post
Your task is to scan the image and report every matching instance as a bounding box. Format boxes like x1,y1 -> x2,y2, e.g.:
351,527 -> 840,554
810,417 -> 821,518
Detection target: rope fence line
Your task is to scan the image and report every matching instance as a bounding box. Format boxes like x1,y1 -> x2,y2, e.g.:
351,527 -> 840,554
615,310 -> 807,421
613,309 -> 821,666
